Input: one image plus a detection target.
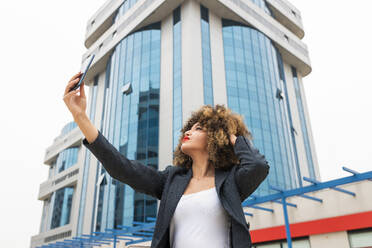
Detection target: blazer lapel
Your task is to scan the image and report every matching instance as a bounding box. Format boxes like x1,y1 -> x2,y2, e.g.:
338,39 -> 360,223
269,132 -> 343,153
215,167 -> 230,196
216,167 -> 248,228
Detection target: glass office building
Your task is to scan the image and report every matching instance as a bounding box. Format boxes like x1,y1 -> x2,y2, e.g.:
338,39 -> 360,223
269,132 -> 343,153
31,0 -> 319,246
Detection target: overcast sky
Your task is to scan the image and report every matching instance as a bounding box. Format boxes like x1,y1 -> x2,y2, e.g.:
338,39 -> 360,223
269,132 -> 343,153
1,0 -> 371,247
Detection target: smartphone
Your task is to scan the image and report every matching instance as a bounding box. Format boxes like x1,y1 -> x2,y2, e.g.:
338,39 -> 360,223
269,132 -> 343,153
69,54 -> 95,92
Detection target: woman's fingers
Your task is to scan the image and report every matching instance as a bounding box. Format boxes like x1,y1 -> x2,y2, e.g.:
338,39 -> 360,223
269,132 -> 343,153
64,77 -> 80,95
64,72 -> 86,100
69,71 -> 82,82
65,72 -> 82,94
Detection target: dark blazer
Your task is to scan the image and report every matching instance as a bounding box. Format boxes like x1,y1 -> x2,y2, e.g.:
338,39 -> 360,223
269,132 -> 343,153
83,130 -> 269,248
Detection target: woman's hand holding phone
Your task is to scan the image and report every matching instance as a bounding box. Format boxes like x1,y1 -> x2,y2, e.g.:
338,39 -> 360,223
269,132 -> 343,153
63,71 -> 87,120
63,71 -> 99,144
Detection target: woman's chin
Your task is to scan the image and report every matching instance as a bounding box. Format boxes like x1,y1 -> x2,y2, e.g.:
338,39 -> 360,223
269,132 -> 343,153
180,145 -> 190,155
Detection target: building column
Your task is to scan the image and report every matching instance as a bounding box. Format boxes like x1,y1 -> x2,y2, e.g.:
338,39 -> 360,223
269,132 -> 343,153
159,13 -> 174,172
209,10 -> 227,106
297,73 -> 321,180
282,62 -> 311,181
78,71 -> 107,235
181,0 -> 204,122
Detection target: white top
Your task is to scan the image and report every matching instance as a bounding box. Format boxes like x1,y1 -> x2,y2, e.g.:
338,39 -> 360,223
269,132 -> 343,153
169,186 -> 231,248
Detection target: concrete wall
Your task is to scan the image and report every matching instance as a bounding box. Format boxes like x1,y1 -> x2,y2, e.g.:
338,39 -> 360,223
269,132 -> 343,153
309,231 -> 350,248
245,180 -> 372,229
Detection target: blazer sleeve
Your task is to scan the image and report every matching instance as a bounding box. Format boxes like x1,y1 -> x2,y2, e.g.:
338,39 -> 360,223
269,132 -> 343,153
82,130 -> 172,200
233,135 -> 270,202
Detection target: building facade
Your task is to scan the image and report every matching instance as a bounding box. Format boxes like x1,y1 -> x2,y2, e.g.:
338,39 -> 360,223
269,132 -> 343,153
246,179 -> 372,248
31,0 -> 320,246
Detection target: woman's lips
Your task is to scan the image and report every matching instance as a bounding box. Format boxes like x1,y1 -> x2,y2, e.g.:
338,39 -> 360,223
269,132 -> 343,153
183,137 -> 190,142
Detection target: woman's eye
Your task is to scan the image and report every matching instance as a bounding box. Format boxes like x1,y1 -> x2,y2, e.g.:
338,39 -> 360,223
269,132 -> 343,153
196,127 -> 202,130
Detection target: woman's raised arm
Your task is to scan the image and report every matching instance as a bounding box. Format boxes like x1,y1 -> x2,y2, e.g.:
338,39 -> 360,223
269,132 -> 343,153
232,135 -> 270,202
82,129 -> 172,200
63,72 -> 171,200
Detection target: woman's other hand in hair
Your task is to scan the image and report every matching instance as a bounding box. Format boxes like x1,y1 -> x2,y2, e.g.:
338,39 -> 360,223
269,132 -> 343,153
229,133 -> 237,146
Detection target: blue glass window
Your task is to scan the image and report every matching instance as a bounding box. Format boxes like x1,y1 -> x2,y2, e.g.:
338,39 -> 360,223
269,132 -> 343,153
173,6 -> 183,152
249,0 -> 273,16
113,0 -> 140,23
48,160 -> 56,179
60,121 -> 77,136
93,21 -> 162,231
50,187 -> 74,229
200,4 -> 214,106
56,146 -> 79,173
222,19 -> 300,196
95,176 -> 106,232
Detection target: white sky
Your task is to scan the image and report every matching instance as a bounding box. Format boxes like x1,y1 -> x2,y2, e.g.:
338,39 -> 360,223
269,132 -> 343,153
0,0 -> 371,247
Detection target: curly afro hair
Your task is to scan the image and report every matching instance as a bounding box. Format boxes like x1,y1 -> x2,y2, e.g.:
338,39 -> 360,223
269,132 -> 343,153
172,104 -> 253,170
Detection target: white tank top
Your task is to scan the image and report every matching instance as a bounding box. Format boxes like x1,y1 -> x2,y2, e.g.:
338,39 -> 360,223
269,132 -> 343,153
169,186 -> 231,248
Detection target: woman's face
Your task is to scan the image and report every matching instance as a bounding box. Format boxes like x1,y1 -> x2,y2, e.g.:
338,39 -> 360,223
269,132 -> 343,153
180,122 -> 208,156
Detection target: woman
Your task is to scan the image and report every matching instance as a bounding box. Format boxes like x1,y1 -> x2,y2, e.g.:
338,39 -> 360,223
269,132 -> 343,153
63,72 -> 270,248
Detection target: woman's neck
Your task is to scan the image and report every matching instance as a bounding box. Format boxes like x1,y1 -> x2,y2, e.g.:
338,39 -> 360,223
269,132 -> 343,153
191,161 -> 214,179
